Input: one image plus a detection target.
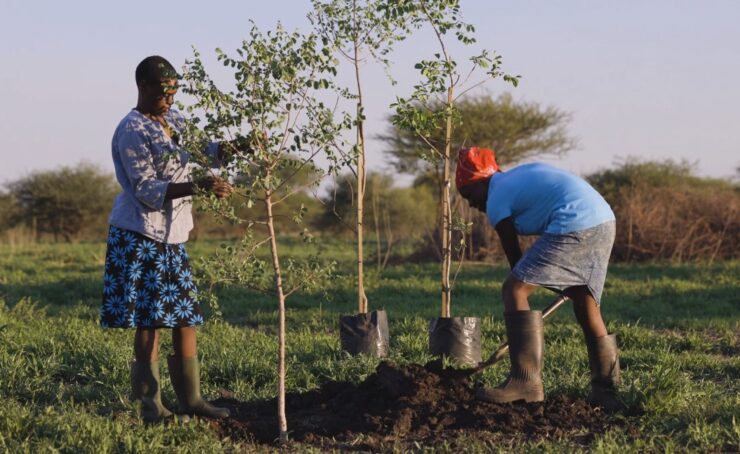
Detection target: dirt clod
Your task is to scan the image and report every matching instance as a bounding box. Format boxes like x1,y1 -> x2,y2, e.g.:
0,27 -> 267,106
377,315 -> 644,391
212,361 -> 613,449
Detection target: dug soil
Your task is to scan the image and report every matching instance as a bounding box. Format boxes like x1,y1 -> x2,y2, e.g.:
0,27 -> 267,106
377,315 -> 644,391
212,361 -> 614,450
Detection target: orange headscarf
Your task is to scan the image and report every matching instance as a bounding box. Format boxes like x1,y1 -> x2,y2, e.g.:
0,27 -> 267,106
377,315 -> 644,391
455,147 -> 499,188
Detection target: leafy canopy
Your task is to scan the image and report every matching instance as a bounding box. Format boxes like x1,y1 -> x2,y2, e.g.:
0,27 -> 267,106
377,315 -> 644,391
179,23 -> 354,299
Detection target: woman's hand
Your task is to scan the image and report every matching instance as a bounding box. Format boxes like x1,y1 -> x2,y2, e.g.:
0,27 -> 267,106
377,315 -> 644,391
201,175 -> 234,199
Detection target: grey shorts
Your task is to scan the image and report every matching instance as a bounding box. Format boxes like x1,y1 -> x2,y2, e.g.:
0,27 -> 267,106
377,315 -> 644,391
512,221 -> 616,304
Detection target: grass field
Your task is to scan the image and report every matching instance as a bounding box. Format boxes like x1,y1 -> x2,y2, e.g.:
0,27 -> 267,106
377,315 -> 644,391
0,241 -> 738,452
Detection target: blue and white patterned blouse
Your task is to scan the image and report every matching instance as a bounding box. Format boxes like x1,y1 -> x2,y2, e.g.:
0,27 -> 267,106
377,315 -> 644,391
108,108 -> 219,244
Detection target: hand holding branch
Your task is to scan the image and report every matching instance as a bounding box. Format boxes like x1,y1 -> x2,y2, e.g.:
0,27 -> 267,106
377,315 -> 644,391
199,175 -> 234,199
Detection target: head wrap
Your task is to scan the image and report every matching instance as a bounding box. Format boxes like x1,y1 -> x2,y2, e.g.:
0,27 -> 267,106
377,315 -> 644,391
455,147 -> 499,188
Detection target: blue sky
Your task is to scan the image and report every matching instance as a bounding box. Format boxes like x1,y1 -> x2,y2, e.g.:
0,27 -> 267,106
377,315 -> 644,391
1,0 -> 738,184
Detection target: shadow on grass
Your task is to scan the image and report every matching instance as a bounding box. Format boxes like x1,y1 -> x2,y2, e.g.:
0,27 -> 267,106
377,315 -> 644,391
2,262 -> 737,330
1,276 -> 101,315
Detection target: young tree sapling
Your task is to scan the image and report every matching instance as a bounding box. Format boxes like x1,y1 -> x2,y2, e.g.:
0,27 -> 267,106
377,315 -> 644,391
179,23 -> 353,443
383,0 -> 520,318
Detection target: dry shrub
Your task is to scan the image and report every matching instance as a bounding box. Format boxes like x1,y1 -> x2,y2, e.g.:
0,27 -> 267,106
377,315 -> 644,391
589,160 -> 739,263
0,225 -> 37,248
610,184 -> 738,262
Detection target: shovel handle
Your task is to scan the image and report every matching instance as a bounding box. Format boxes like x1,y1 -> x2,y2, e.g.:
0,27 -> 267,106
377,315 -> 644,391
471,293 -> 570,375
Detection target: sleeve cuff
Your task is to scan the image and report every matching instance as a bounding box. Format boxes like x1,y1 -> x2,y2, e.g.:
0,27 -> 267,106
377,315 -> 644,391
136,179 -> 170,210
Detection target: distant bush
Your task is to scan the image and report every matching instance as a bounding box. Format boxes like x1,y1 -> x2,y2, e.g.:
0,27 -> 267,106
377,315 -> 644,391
3,164 -> 118,241
0,163 -> 325,244
315,172 -> 437,267
2,160 -> 737,264
317,173 -> 435,235
587,160 -> 739,262
0,193 -> 33,245
191,192 -> 324,241
0,193 -> 19,231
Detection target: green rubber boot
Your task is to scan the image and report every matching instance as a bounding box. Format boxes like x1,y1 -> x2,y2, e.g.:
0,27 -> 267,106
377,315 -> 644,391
476,311 -> 545,403
131,360 -> 176,423
586,333 -> 626,412
167,355 -> 230,419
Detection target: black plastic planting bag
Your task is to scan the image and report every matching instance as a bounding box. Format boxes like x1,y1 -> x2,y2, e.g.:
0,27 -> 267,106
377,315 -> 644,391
429,317 -> 482,366
340,309 -> 390,357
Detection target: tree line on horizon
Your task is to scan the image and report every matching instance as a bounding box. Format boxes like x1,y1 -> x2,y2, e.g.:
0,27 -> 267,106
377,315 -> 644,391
0,93 -> 737,263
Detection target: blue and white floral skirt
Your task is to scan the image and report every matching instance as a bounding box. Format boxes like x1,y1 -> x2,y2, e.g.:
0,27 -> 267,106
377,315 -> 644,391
100,226 -> 204,329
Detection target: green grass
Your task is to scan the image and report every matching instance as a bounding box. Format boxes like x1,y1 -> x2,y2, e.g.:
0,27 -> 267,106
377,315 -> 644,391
0,241 -> 738,452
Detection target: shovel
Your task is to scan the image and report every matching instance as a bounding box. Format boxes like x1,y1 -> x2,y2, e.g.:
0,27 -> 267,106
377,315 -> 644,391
468,293 -> 570,376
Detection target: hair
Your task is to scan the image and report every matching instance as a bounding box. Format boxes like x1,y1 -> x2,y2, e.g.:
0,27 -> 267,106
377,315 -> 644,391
135,56 -> 178,86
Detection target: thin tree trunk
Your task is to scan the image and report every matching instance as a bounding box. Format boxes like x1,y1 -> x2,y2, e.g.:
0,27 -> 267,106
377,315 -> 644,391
441,86 -> 454,318
356,103 -> 367,313
372,179 -> 382,273
382,208 -> 394,270
265,188 -> 288,443
353,19 -> 368,314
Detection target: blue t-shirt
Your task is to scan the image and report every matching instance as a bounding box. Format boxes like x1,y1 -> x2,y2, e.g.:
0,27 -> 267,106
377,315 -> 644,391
486,163 -> 615,235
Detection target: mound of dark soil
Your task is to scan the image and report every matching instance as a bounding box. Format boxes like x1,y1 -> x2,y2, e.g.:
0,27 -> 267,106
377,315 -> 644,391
212,361 -> 612,449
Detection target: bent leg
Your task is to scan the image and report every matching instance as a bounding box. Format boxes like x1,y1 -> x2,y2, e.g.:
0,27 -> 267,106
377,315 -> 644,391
566,286 -> 608,338
502,275 -> 538,313
566,286 -> 624,411
477,275 -> 544,404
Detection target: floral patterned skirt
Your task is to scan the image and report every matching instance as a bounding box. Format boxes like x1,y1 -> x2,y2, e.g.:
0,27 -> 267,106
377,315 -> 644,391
100,226 -> 204,329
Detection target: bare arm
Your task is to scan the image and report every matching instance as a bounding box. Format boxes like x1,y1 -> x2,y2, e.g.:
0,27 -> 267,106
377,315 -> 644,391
495,217 -> 522,269
165,182 -> 196,201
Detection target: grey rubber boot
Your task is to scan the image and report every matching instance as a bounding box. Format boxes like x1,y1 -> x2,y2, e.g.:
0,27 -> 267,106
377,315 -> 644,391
476,311 -> 545,403
167,355 -> 230,419
131,360 -> 176,423
586,333 -> 625,412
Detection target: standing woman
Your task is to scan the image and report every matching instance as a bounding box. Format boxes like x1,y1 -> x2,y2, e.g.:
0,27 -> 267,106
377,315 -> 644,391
101,56 -> 232,422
